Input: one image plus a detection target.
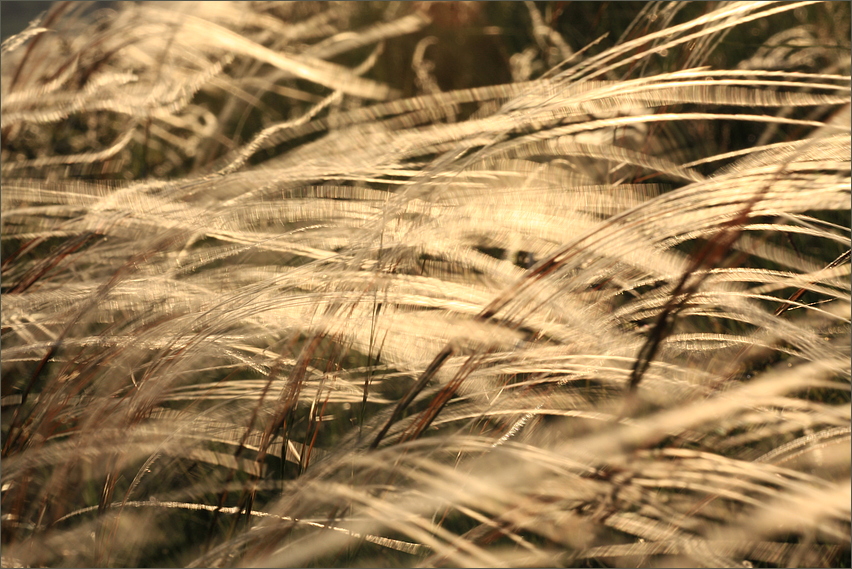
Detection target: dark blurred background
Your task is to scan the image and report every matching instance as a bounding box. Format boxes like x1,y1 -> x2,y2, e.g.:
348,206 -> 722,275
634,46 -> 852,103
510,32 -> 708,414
1,1 -> 54,40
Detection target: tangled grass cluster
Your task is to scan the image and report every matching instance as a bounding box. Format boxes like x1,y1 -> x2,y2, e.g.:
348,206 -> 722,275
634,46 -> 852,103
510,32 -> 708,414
1,2 -> 850,567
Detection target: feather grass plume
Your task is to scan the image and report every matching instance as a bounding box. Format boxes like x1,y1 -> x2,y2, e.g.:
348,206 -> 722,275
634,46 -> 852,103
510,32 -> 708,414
1,2 -> 850,567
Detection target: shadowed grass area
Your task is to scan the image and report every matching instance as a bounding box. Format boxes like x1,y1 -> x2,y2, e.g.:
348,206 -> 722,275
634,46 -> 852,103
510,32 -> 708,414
1,2 -> 850,567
